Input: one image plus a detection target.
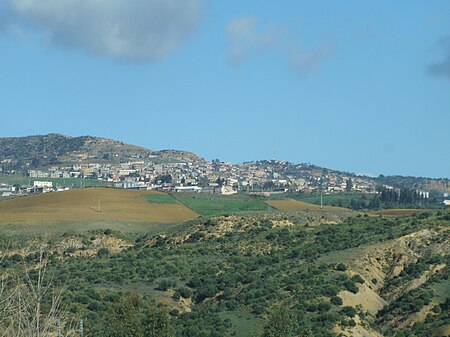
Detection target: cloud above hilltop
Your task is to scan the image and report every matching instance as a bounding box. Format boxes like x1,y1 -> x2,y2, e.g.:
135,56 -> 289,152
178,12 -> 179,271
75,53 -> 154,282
226,16 -> 333,76
2,0 -> 204,62
428,36 -> 450,79
226,16 -> 275,66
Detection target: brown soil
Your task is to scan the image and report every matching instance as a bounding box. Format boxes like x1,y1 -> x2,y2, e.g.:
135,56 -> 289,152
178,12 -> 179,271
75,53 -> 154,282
0,188 -> 198,224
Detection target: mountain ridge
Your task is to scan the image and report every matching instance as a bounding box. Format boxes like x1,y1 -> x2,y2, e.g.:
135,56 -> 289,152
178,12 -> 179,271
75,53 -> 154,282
0,133 -> 204,165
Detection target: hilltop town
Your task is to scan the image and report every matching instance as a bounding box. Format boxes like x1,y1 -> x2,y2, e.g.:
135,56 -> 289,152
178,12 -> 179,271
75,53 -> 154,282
0,135 -> 449,204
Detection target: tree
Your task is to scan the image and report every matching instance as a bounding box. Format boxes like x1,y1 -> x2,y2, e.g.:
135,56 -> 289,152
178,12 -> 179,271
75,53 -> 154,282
345,179 -> 353,192
97,294 -> 143,337
260,307 -> 297,337
143,307 -> 171,337
216,177 -> 225,187
0,243 -> 77,337
263,181 -> 275,191
31,158 -> 40,169
92,293 -> 172,337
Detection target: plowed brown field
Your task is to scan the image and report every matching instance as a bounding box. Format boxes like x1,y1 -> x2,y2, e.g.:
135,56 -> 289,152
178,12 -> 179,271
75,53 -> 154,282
0,188 -> 198,224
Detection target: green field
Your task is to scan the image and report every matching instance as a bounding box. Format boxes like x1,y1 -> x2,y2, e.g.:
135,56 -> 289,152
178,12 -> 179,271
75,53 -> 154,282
142,193 -> 178,204
292,193 -> 372,208
173,193 -> 269,216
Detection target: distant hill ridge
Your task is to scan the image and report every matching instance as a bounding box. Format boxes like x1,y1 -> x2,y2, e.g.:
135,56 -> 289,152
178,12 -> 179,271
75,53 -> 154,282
0,134 -> 203,165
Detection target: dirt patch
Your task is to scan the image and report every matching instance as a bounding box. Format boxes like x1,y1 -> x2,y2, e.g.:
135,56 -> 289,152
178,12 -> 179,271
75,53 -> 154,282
334,314 -> 384,337
339,274 -> 387,315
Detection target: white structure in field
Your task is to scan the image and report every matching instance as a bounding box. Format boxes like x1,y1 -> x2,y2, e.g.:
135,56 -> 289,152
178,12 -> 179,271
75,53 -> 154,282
174,186 -> 202,193
220,185 -> 237,195
33,181 -> 53,188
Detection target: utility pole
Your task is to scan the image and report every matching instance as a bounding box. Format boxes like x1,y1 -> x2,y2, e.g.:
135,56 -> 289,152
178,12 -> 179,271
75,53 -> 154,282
57,319 -> 61,337
97,197 -> 101,212
80,319 -> 84,337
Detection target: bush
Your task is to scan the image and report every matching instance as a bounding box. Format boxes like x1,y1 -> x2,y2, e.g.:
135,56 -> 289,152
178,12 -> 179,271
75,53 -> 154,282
177,287 -> 193,298
351,274 -> 365,284
330,296 -> 343,306
344,280 -> 359,294
318,302 -> 331,312
156,279 -> 176,291
336,263 -> 347,271
97,248 -> 109,257
341,306 -> 356,318
306,303 -> 318,312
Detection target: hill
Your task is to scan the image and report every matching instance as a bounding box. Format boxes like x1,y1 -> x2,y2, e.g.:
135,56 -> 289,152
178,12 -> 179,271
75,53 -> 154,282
0,188 -> 198,230
0,134 -> 203,165
0,208 -> 448,336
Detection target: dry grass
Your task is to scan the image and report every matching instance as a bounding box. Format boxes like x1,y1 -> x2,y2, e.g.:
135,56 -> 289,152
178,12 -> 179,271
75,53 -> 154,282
267,199 -> 349,212
367,209 -> 429,217
0,188 -> 198,224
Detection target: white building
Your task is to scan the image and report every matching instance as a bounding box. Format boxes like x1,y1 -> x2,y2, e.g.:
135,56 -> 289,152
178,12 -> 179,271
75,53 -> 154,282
33,181 -> 53,188
175,186 -> 202,193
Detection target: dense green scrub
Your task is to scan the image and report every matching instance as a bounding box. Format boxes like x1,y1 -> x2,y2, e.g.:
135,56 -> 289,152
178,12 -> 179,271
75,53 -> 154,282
0,211 -> 448,336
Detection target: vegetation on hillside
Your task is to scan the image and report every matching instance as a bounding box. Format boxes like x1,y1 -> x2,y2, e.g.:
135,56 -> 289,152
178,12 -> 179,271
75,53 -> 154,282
0,208 -> 448,336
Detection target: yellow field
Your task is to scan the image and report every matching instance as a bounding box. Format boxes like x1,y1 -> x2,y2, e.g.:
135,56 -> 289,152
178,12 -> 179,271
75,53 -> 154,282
0,188 -> 198,224
267,199 -> 349,212
367,209 -> 429,217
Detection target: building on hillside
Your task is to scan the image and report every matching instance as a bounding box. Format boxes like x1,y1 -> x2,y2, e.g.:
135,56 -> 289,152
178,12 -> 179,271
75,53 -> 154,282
33,181 -> 53,188
29,170 -> 50,178
33,181 -> 53,193
174,186 -> 202,193
220,185 -> 237,195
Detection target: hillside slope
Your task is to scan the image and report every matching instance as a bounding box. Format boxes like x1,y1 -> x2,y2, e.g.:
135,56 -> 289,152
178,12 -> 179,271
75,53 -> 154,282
0,134 -> 203,165
0,206 -> 448,336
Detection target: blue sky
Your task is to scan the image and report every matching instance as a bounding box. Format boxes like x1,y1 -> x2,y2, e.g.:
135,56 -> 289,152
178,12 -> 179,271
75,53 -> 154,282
0,1 -> 449,178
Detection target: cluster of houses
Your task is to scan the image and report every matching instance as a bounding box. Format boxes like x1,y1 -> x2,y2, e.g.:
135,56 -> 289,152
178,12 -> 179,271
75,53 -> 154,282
23,159 -> 379,194
1,158 -> 448,205
1,181 -> 69,197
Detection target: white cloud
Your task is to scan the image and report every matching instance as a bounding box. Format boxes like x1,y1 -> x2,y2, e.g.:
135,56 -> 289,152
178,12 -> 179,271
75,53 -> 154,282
225,16 -> 333,75
226,16 -> 274,65
288,44 -> 333,75
428,36 -> 450,79
3,0 -> 203,61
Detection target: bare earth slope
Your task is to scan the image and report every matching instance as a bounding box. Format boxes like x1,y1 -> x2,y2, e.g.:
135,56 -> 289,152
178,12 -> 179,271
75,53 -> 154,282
324,226 -> 450,337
